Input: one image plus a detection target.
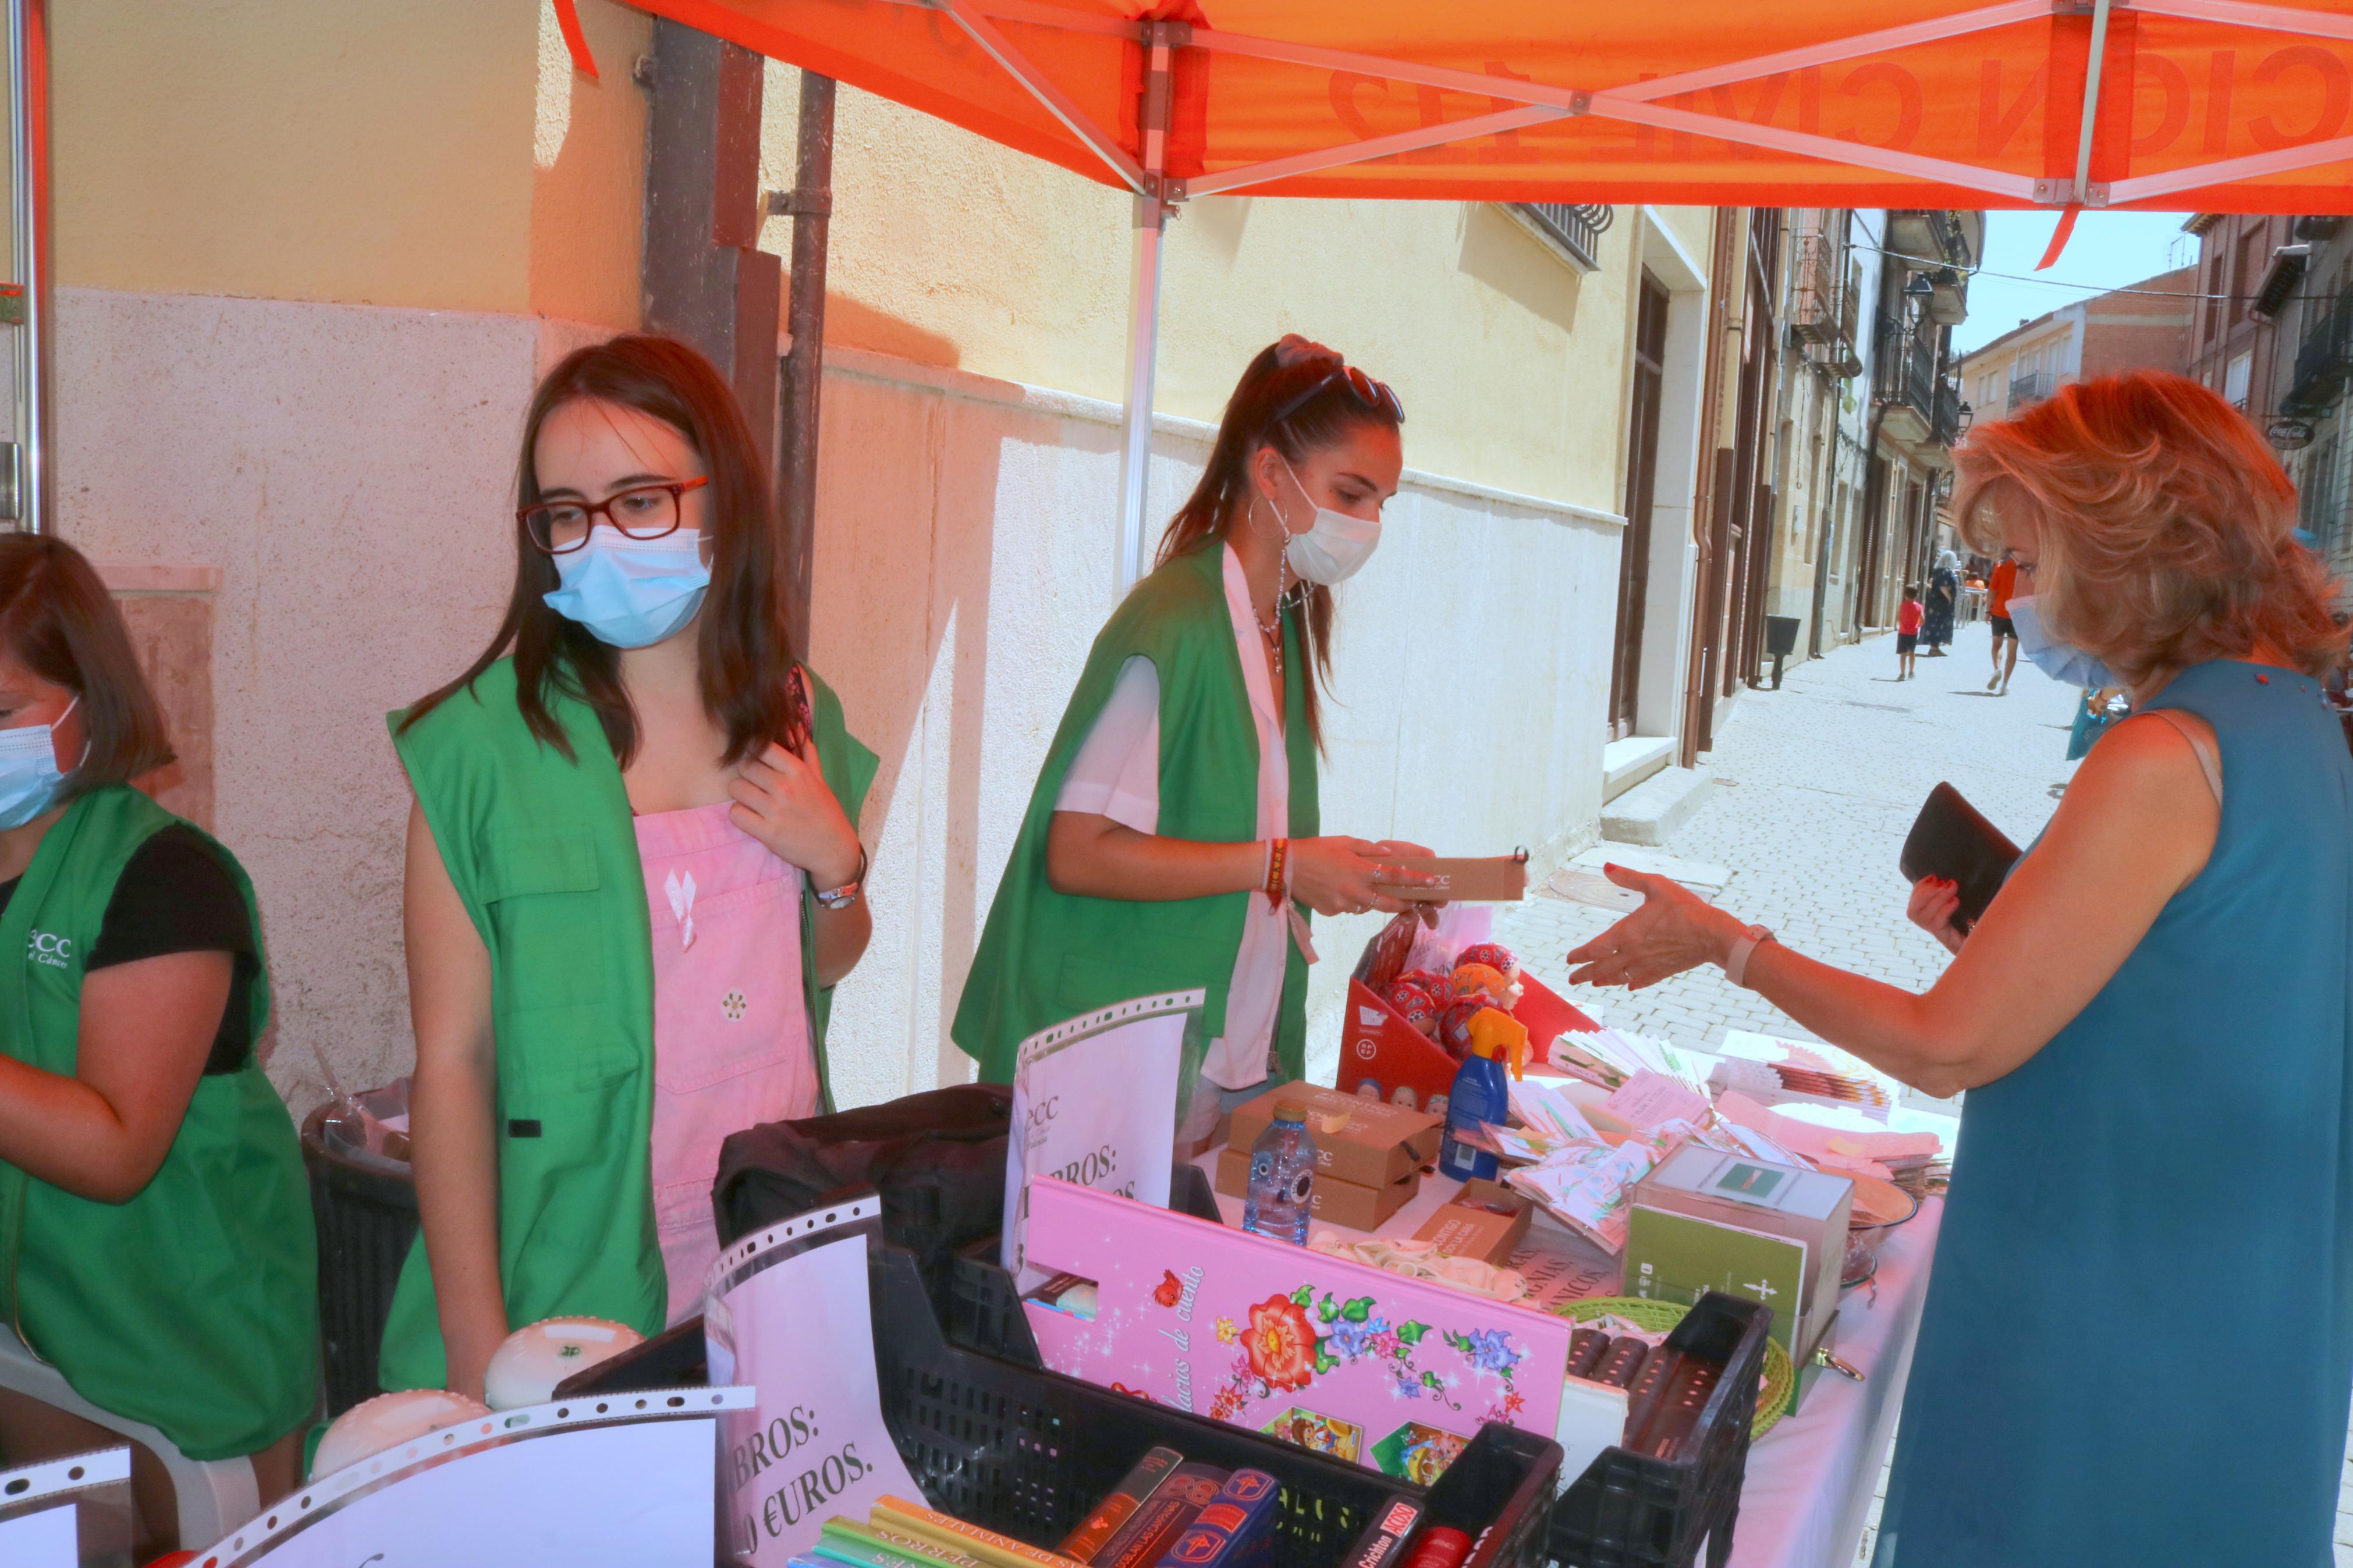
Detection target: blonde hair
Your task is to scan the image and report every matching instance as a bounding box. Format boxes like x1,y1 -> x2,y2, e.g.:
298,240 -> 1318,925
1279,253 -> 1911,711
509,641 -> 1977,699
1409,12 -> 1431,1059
1952,372 -> 2347,685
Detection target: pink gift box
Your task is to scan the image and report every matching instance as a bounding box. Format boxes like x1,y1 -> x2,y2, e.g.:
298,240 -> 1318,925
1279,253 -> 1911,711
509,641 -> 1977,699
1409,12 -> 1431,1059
1018,1178 -> 1572,1484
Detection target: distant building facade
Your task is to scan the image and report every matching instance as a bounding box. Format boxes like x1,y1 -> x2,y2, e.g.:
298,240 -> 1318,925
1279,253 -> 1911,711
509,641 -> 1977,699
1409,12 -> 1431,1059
1955,265 -> 2196,422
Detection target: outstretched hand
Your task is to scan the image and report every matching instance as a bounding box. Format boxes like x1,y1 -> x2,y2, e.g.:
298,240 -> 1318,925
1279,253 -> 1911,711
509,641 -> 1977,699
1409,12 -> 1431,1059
1563,863 -> 1746,991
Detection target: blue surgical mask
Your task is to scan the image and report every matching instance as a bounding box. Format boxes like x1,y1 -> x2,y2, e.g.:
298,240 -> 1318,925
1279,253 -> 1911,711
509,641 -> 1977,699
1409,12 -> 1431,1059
541,527 -> 710,649
2008,595 -> 2117,689
0,694 -> 79,830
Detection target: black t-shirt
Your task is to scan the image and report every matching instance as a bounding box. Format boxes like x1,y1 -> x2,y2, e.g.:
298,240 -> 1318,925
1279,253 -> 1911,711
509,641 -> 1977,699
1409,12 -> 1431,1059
0,825 -> 255,1073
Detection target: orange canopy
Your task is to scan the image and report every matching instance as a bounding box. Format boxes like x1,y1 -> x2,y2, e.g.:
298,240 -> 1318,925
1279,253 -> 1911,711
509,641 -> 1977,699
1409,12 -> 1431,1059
599,0 -> 2353,214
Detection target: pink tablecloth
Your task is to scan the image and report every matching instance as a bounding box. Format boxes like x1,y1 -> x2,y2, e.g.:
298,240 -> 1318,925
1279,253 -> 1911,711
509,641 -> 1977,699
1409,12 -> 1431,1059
1188,1154 -> 1944,1568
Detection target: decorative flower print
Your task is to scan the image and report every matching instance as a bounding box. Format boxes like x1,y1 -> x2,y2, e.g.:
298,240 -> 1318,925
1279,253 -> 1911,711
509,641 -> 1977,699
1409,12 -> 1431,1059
1245,1295 -> 1318,1392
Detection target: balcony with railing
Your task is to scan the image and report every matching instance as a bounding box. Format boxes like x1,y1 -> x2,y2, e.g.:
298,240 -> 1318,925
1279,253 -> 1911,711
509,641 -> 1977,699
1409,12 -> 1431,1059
1875,317 -> 1937,445
2007,369 -> 2054,414
1933,378 -> 1965,446
1514,202 -> 1613,270
2285,291 -> 2353,415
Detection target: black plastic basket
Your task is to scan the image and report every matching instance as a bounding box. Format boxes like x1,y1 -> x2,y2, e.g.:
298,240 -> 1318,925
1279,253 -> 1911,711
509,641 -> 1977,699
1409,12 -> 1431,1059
299,1105 -> 420,1417
1547,1295 -> 1771,1568
873,1242 -> 1562,1568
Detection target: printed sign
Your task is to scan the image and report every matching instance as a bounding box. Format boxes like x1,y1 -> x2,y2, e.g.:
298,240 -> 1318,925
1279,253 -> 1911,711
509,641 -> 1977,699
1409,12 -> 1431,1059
0,1448 -> 130,1568
1003,991 -> 1199,1286
705,1194 -> 922,1565
187,1398 -> 749,1567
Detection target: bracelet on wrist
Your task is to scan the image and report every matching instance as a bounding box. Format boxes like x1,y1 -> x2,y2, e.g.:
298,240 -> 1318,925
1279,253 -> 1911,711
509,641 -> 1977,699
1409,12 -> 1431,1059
813,844 -> 867,911
1264,838 -> 1289,909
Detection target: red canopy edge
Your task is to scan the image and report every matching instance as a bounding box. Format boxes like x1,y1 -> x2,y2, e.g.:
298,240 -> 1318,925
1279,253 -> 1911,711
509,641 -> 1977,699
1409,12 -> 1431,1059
601,0 -> 2353,214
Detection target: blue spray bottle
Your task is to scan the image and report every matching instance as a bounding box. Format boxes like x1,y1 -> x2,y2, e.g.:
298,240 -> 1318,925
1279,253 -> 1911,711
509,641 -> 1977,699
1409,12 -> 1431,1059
1437,1007 -> 1526,1183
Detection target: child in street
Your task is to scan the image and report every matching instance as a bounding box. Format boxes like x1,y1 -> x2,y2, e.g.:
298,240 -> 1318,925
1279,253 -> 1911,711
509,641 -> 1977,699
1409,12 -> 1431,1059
1896,583 -> 1924,680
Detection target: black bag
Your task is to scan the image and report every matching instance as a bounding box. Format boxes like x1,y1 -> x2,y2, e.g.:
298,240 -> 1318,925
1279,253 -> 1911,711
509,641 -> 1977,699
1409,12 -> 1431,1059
1898,782 -> 2021,934
712,1083 -> 1013,1296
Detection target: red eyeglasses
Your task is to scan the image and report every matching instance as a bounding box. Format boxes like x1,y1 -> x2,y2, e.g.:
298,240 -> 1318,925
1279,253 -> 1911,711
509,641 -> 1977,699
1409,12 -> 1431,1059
520,477 -> 710,555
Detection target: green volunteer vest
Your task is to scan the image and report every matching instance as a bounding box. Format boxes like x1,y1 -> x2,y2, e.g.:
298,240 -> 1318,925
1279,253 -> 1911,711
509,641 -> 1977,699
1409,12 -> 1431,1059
377,656 -> 876,1392
0,785 -> 318,1461
951,541 -> 1319,1084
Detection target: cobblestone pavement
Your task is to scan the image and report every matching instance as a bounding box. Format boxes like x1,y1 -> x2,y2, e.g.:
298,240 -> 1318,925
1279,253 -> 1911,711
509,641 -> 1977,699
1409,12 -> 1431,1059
1498,620 -> 2085,1061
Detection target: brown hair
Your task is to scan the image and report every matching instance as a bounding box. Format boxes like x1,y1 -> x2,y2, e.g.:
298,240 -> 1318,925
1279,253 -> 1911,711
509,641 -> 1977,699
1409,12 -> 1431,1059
1953,372 -> 2348,686
402,335 -> 805,763
0,533 -> 175,794
1156,340 -> 1403,750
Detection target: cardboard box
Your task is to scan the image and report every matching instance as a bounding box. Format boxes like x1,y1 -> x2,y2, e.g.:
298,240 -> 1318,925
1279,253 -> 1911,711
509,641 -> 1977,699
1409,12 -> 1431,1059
1411,1178 -> 1532,1265
1623,1146 -> 1853,1367
1375,855 -> 1528,904
1334,913 -> 1602,1112
1225,1082 -> 1441,1190
1214,1146 -> 1421,1232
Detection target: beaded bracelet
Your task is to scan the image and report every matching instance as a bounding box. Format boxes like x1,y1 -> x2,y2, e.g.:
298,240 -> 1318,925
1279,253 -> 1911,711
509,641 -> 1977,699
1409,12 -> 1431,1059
1264,838 -> 1289,909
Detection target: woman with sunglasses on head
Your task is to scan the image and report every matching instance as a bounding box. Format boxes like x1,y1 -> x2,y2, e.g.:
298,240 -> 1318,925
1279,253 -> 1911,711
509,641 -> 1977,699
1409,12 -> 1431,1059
382,336 -> 877,1402
954,337 -> 1438,1129
0,535 -> 315,1556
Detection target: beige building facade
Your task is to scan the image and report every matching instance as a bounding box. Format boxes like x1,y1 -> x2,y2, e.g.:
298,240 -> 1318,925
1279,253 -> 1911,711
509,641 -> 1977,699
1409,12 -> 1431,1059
12,1 -> 1725,1110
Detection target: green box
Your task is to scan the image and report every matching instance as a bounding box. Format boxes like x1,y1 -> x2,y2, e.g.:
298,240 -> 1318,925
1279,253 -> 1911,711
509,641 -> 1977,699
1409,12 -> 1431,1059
1623,1207 -> 1812,1354
1623,1146 -> 1853,1369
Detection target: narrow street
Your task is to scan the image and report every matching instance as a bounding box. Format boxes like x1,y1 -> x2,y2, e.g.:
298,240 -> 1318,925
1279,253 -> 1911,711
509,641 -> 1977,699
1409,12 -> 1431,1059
1501,618 -> 2084,1060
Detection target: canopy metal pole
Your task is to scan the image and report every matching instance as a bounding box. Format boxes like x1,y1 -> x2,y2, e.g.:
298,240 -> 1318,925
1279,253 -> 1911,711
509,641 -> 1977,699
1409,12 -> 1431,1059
9,0 -> 51,533
1116,24 -> 1177,589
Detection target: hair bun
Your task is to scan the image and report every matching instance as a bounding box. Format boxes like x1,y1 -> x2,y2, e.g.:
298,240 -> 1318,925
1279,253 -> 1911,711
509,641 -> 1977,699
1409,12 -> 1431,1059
1273,333 -> 1340,369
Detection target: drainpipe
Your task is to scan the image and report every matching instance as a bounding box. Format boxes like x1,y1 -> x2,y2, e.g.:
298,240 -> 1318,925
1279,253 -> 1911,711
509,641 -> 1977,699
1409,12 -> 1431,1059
8,0 -> 52,532
773,73 -> 835,657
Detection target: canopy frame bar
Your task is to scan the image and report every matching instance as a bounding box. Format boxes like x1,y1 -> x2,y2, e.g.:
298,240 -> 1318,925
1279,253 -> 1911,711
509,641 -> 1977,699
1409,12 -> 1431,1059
932,0 -> 1148,193
1184,104 -> 1575,200
2070,0 -> 2116,203
1114,22 -> 1177,588
896,0 -> 2353,209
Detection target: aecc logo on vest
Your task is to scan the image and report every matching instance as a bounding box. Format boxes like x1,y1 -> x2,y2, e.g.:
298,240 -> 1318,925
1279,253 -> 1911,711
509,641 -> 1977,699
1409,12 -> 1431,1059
26,929 -> 71,968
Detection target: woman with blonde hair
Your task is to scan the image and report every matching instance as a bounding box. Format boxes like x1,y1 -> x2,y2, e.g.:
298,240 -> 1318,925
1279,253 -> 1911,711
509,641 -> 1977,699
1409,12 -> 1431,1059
1565,372 -> 2351,1566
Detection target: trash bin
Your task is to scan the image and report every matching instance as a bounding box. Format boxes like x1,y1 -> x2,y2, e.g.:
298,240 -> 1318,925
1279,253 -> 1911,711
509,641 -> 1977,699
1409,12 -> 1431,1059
300,1096 -> 420,1417
1763,615 -> 1802,689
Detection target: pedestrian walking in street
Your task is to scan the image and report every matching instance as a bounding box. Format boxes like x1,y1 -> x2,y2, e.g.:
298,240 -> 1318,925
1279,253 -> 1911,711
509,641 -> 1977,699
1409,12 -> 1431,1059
1895,584 -> 1923,680
1563,372 -> 2353,1568
1985,549 -> 2020,692
1921,549 -> 1958,655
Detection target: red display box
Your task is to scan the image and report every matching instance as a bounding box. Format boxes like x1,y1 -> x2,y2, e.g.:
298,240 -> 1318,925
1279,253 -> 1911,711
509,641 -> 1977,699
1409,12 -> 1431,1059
1336,913 -> 1600,1113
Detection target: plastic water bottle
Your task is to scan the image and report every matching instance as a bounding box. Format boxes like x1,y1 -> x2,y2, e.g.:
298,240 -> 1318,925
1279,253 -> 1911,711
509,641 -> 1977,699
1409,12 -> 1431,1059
1243,1094 -> 1319,1246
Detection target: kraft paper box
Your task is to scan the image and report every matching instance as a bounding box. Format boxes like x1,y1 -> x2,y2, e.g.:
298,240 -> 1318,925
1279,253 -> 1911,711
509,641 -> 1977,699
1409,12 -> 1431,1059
1214,1146 -> 1421,1232
1225,1083 -> 1441,1190
1019,1178 -> 1571,1484
1623,1145 -> 1853,1364
1412,1179 -> 1532,1265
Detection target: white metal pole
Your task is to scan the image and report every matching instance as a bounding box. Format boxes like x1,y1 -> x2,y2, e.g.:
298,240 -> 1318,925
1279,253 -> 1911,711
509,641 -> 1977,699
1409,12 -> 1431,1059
8,0 -> 50,533
1115,24 -> 1177,589
1116,196 -> 1165,589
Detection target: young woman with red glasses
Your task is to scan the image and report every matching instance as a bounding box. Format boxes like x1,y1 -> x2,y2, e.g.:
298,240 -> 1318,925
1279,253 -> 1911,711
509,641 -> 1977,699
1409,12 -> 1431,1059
382,336 -> 876,1402
954,337 -> 1438,1135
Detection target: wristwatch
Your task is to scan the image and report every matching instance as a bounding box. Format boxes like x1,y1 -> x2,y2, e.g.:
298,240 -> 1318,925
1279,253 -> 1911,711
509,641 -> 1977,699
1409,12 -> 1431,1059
1724,923 -> 1776,989
813,847 -> 868,911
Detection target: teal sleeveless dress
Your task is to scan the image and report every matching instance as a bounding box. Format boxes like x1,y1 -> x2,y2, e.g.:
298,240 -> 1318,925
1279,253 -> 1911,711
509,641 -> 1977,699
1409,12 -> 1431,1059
1873,660 -> 2353,1567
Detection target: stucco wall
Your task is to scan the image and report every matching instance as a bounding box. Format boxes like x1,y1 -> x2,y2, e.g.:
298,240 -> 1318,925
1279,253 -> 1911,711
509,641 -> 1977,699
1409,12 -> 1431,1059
757,65 -> 1635,514
19,0 -> 647,323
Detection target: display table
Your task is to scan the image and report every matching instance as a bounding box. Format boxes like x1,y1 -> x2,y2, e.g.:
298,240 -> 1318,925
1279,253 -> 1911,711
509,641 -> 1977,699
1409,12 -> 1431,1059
1189,1152 -> 1943,1568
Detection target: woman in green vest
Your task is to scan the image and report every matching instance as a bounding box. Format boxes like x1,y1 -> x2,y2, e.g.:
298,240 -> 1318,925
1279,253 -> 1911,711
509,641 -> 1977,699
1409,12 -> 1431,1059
0,534 -> 315,1555
386,336 -> 877,1401
953,336 -> 1435,1130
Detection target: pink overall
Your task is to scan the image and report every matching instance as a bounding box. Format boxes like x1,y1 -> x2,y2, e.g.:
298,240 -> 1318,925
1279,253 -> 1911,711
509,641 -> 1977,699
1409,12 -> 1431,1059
633,802 -> 818,1325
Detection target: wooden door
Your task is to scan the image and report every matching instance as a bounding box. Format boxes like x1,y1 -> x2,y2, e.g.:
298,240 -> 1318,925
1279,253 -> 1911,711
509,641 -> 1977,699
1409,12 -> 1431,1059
1609,272 -> 1671,739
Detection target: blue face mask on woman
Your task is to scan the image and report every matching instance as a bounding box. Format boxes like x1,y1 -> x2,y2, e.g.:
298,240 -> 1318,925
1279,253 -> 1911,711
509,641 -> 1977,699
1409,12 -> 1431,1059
541,527 -> 711,649
0,693 -> 80,830
2008,595 -> 2118,690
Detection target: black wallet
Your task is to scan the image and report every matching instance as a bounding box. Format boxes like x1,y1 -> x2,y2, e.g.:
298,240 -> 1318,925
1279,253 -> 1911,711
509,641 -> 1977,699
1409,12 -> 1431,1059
1898,783 -> 2022,934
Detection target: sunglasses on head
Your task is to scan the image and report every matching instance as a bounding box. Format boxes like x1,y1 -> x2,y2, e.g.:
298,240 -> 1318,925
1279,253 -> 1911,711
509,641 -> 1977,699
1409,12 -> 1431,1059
1266,361 -> 1405,432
